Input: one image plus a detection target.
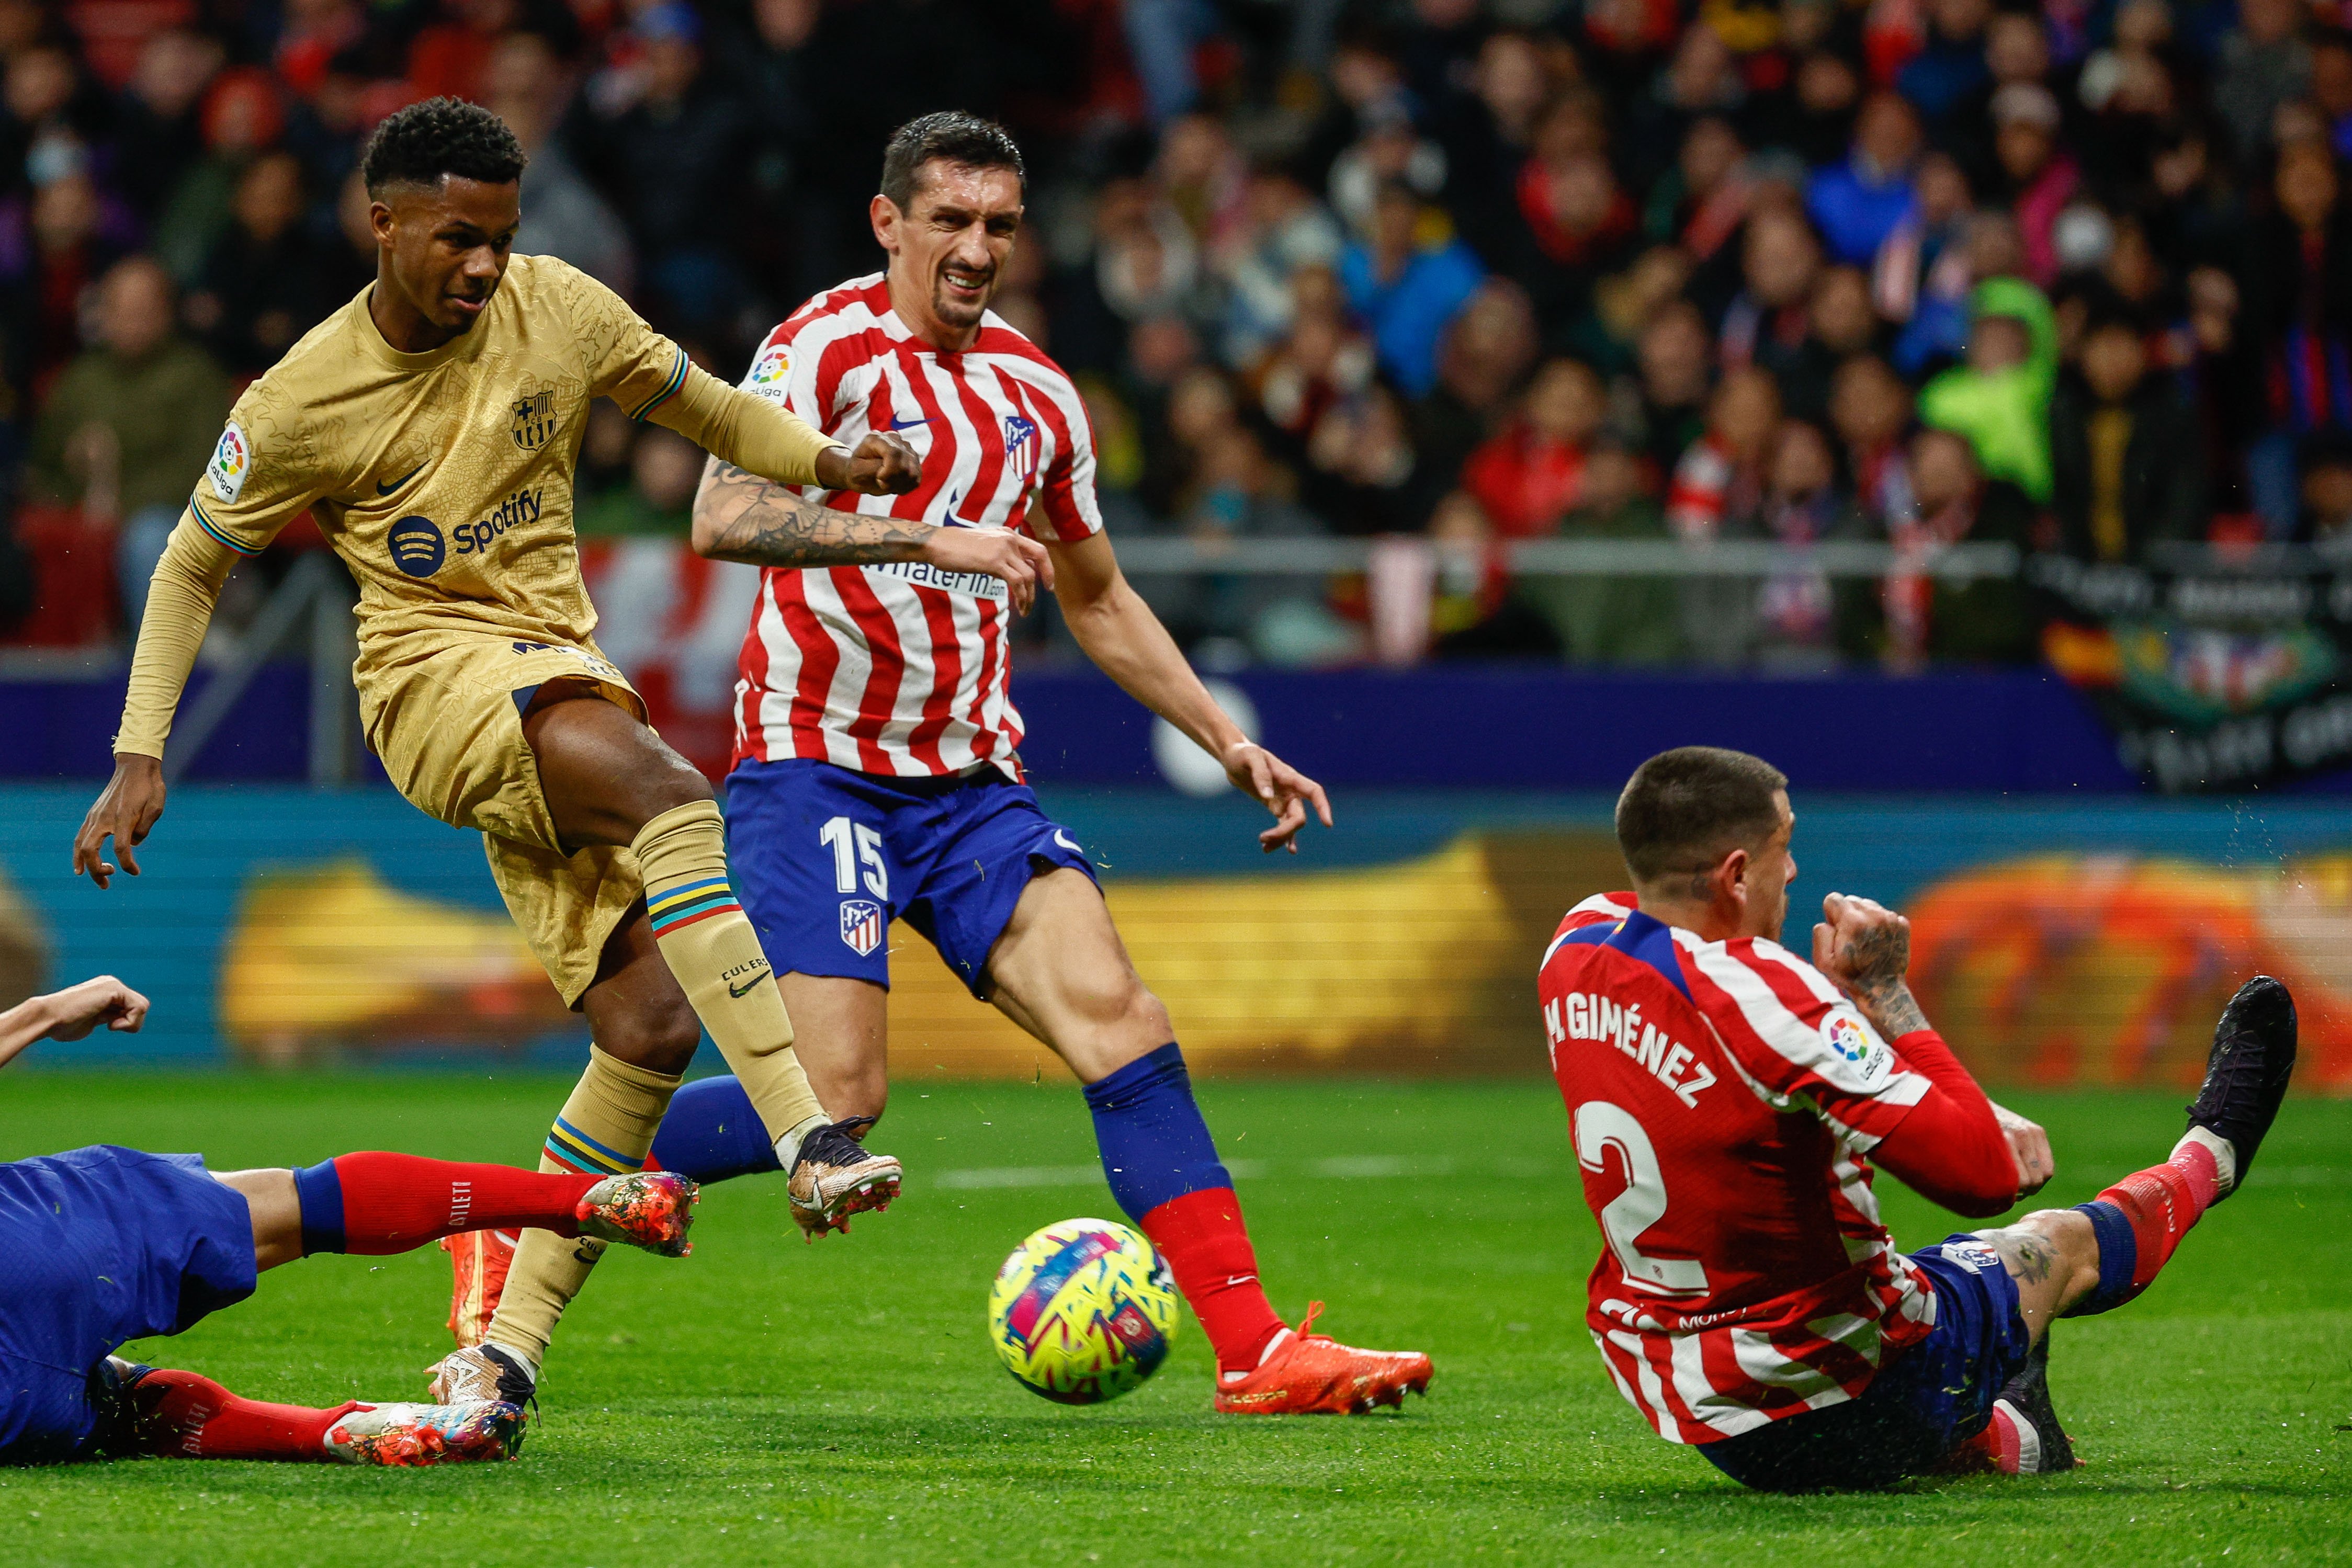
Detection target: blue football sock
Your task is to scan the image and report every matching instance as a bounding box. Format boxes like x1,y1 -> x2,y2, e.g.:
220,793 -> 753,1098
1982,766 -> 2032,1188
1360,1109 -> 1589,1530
1082,1042 -> 1232,1221
292,1158 -> 345,1256
649,1075 -> 783,1183
2057,1200 -> 2139,1316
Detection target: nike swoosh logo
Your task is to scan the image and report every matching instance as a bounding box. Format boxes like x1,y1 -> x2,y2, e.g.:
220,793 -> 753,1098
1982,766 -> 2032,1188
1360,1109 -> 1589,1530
887,415 -> 933,430
727,970 -> 770,998
1054,831 -> 1083,854
376,462 -> 427,495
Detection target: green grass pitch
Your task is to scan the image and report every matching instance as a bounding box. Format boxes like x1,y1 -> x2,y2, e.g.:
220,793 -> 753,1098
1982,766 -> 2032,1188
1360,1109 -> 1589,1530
0,1072 -> 2346,1566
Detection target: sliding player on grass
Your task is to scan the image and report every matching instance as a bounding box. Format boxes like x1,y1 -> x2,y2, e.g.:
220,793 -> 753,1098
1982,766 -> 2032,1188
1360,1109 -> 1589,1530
61,98 -> 1061,1415
0,976 -> 696,1467
1543,746 -> 2296,1489
444,112 -> 1433,1415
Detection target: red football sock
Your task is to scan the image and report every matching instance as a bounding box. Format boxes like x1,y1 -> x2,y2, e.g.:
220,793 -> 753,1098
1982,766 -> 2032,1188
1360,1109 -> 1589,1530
328,1153 -> 601,1256
1137,1187 -> 1287,1375
2094,1140 -> 2222,1298
128,1369 -> 362,1462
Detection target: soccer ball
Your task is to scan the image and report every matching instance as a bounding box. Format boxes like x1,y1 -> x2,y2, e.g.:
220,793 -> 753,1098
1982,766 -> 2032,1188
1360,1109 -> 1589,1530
987,1218 -> 1180,1404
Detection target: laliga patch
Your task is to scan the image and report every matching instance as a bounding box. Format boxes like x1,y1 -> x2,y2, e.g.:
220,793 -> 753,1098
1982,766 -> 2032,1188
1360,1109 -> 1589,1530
839,899 -> 884,957
1820,1006 -> 1894,1089
746,340 -> 790,399
207,422 -> 251,503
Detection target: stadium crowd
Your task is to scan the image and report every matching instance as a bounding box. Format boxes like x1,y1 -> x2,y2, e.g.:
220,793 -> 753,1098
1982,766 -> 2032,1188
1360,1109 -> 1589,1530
0,0 -> 2343,669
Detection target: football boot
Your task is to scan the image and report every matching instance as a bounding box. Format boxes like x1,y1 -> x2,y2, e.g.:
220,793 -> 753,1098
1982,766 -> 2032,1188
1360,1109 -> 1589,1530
1989,1334 -> 2079,1474
788,1116 -> 902,1240
1212,1302 -> 1434,1415
424,1343 -> 537,1420
2185,974 -> 2298,1202
576,1169 -> 699,1256
440,1228 -> 517,1349
322,1401 -> 526,1465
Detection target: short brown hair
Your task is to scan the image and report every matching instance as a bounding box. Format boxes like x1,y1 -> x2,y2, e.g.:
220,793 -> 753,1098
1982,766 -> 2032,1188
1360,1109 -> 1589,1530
880,111 -> 1025,212
1615,746 -> 1789,883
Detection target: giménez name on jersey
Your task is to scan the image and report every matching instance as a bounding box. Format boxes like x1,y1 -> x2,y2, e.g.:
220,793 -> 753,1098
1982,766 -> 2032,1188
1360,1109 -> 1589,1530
1544,990 -> 1718,1109
867,559 -> 1010,600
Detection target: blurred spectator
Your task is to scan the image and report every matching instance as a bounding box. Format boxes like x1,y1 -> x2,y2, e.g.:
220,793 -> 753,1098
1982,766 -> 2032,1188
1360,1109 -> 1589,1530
1718,204 -> 1822,389
1414,279 -> 1537,484
1304,382 -> 1445,536
153,67 -> 286,289
1338,181 -> 1484,397
1668,362 -> 1780,539
108,31 -> 223,224
2302,435 -> 2352,554
1213,166 -> 1343,367
1919,277 -> 2058,501
1990,84 -> 2077,287
1898,0 -> 1995,130
1461,358 -> 1607,538
185,152 -> 342,376
1633,298 -> 1715,477
1736,418 -> 1874,670
25,257 -> 229,622
1888,426 -> 2041,665
1806,92 -> 1923,265
1252,291 -> 1374,460
578,426 -> 702,538
490,32 -> 634,296
2213,0 -> 2311,169
1519,439 -> 1683,664
1,167 -> 134,396
570,3 -> 754,336
2050,310 -> 2206,563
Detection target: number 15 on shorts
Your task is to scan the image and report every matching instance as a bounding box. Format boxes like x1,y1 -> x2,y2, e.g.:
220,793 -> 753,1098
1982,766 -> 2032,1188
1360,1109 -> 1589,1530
821,816 -> 889,900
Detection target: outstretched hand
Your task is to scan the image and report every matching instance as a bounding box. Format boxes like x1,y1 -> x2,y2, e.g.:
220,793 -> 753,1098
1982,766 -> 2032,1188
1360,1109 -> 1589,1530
818,432 -> 922,496
1222,741 -> 1333,854
72,754 -> 167,889
923,526 -> 1054,615
41,975 -> 150,1040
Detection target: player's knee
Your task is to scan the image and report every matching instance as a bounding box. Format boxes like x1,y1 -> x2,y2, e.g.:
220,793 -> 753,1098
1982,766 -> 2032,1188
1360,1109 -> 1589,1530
597,996 -> 704,1076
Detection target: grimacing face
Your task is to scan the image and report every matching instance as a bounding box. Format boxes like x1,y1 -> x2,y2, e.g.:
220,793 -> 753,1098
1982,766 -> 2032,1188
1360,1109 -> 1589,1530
371,175 -> 519,336
878,161 -> 1023,337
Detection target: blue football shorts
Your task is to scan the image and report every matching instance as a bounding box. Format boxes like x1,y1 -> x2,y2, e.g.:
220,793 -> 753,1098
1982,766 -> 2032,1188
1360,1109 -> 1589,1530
724,758 -> 1098,997
0,1146 -> 257,1464
1697,1234 -> 2033,1492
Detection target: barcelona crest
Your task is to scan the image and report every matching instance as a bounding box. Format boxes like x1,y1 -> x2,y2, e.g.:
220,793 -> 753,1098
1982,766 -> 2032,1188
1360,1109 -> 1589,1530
510,389 -> 558,451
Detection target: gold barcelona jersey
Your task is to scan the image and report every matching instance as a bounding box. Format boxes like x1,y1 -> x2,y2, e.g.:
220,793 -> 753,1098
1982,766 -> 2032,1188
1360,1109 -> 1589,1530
184,254 -> 693,678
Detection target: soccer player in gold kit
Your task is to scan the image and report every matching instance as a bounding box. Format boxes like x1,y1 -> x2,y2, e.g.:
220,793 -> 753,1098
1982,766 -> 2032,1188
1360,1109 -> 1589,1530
66,99 -> 1046,1418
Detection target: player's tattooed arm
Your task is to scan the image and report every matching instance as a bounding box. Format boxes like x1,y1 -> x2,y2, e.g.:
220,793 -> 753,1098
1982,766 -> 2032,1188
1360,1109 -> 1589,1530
1812,892 -> 1931,1038
691,459 -> 1052,612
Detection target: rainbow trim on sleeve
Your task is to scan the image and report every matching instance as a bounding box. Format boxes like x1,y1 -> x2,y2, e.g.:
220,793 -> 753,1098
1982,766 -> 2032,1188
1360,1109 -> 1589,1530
189,500 -> 264,556
544,1114 -> 641,1176
647,874 -> 741,938
629,348 -> 690,422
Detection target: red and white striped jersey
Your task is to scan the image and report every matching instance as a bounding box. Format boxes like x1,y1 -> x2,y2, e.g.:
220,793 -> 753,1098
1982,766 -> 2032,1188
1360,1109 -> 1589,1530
1539,892 -> 1939,1445
728,274 -> 1104,777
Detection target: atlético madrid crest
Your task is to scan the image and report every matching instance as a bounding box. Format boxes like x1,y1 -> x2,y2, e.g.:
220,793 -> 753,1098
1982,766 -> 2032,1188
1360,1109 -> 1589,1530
840,900 -> 884,957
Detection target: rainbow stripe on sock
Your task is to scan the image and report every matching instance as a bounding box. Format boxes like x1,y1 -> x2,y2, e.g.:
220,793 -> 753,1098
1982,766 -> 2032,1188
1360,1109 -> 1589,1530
647,874 -> 740,938
544,1114 -> 641,1176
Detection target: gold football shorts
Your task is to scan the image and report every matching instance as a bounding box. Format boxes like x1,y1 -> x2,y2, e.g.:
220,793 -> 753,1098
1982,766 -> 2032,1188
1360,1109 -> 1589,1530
363,632 -> 648,1006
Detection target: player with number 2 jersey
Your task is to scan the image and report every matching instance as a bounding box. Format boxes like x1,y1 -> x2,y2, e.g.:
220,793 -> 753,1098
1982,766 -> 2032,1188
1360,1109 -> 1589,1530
1545,746 -> 2299,1490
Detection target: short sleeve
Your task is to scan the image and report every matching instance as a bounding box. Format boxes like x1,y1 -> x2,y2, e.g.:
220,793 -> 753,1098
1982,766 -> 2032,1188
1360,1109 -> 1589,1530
1030,373 -> 1105,543
187,381 -> 329,558
738,323 -> 831,433
564,260 -> 693,422
1682,938 -> 1931,1149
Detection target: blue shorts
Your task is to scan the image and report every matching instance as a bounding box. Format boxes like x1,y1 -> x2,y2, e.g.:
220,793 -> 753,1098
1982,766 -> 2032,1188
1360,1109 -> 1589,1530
724,758 -> 1098,996
1699,1234 -> 2032,1492
0,1147 -> 257,1465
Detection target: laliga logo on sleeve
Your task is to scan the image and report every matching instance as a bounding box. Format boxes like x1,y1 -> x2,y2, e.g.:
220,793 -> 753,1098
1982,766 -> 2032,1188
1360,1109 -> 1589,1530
1824,1012 -> 1873,1063
746,340 -> 790,400
207,423 -> 250,503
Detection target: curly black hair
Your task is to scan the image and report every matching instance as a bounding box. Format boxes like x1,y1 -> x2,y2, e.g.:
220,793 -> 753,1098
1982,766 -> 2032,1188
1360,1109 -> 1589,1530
361,97 -> 527,196
879,111 -> 1024,211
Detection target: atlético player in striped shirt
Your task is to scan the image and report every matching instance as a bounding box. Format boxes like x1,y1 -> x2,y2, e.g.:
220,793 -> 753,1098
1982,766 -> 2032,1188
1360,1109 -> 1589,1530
446,113 -> 1433,1415
1544,746 -> 2297,1490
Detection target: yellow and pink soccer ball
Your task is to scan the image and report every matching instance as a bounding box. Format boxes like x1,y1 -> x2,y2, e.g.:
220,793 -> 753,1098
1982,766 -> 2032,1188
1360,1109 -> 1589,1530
987,1218 -> 1180,1404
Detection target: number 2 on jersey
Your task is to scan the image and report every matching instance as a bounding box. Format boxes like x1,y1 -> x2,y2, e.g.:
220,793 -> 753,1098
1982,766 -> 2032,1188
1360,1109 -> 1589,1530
820,816 -> 888,900
1574,1101 -> 1709,1296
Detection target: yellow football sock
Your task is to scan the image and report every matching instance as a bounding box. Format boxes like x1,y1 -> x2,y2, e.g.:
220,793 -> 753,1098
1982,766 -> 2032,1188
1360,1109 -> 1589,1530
633,800 -> 827,1152
484,1044 -> 680,1373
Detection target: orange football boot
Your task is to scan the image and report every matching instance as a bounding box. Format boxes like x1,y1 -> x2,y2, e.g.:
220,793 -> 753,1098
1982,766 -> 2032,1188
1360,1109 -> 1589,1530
440,1228 -> 517,1348
1212,1302 -> 1434,1415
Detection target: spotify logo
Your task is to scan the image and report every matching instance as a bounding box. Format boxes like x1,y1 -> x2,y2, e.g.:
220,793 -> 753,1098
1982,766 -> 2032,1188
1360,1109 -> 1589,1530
389,515 -> 445,577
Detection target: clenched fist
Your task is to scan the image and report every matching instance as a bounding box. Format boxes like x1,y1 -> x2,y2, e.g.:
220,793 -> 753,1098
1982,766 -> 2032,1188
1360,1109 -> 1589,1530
817,432 -> 922,496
